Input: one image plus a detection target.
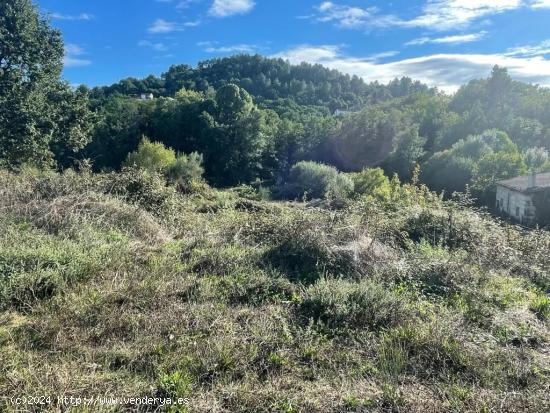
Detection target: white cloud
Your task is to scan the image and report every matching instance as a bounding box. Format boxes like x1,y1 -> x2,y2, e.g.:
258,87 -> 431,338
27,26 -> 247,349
273,44 -> 550,93
183,20 -> 202,27
404,0 -> 522,31
147,18 -> 186,33
312,0 -> 546,31
138,40 -> 169,51
406,31 -> 487,46
64,44 -> 91,67
506,39 -> 550,57
199,41 -> 258,53
209,0 -> 255,17
530,0 -> 550,8
312,2 -> 400,29
176,0 -> 202,9
50,12 -> 94,21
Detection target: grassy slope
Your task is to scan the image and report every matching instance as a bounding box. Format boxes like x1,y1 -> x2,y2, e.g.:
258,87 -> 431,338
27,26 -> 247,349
0,169 -> 549,412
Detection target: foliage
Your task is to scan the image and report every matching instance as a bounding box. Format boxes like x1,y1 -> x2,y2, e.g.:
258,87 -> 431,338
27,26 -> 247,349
349,167 -> 392,200
91,55 -> 435,110
525,147 -> 549,171
124,137 -> 177,172
280,161 -> 354,200
0,169 -> 549,411
0,0 -> 94,169
82,61 -> 550,212
299,278 -> 408,333
166,152 -> 204,189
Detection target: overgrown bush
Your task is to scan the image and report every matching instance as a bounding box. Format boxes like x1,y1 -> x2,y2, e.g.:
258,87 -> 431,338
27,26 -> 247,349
260,212 -> 357,283
280,161 -> 354,200
124,137 -> 176,172
166,152 -> 204,191
298,278 -> 410,333
349,167 -> 391,200
124,138 -> 205,192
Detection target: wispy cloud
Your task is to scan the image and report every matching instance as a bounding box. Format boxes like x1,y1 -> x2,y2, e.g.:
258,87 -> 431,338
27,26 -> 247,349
138,40 -> 169,51
312,2 -> 399,29
209,0 -> 255,17
531,0 -> 550,8
403,0 -> 522,31
147,18 -> 186,33
311,1 -> 545,32
64,44 -> 91,67
406,31 -> 488,46
199,41 -> 258,53
273,44 -> 550,93
50,12 -> 94,21
506,39 -> 550,57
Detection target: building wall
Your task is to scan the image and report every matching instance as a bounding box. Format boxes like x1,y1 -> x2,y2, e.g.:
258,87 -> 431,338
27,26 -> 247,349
495,186 -> 536,224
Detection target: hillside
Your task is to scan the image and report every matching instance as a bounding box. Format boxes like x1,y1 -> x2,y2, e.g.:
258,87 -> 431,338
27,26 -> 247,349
90,55 -> 435,111
1,169 -> 549,412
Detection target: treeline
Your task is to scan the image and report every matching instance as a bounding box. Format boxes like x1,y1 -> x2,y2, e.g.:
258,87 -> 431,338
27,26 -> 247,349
2,0 -> 550,209
84,64 -> 550,202
84,85 -> 336,186
90,55 -> 435,111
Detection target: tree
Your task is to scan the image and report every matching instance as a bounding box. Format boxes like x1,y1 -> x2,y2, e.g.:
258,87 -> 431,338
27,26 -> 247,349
216,84 -> 254,123
166,152 -> 204,189
349,168 -> 391,200
280,161 -> 353,200
386,125 -> 427,180
525,147 -> 549,172
472,152 -> 527,205
124,137 -> 176,172
200,84 -> 277,185
0,0 -> 94,169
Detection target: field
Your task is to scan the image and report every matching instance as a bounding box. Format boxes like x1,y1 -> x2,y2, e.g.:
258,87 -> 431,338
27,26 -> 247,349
1,169 -> 549,412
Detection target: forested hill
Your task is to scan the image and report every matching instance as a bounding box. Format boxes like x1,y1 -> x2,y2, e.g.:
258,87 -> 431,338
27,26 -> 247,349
83,63 -> 550,203
3,0 -> 550,210
90,55 -> 435,111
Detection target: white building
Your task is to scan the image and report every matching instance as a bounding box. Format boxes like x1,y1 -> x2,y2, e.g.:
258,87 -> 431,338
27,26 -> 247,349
333,109 -> 356,117
496,172 -> 550,226
140,93 -> 154,100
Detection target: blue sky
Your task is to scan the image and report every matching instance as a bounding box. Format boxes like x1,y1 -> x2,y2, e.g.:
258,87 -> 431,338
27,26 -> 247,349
38,0 -> 550,92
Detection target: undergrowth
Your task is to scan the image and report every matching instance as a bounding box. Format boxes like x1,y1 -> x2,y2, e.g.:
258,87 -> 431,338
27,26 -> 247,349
0,169 -> 549,412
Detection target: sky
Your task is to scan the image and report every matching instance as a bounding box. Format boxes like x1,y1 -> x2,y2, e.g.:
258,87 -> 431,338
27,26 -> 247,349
37,0 -> 550,92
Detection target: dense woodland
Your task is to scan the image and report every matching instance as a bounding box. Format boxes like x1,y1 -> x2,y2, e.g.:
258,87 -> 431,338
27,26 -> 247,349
3,0 -> 550,205
3,13 -> 550,204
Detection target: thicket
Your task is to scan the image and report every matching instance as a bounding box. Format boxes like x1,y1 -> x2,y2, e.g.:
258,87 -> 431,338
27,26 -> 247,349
1,169 -> 549,412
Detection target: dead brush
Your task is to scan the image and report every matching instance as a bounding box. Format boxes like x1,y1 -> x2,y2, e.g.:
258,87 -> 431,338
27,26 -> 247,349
25,193 -> 171,244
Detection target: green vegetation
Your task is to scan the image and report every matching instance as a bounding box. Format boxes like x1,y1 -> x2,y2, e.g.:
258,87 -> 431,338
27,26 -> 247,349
1,169 -> 549,412
124,138 -> 204,191
0,0 -> 94,169
1,2 -> 550,411
2,2 -> 549,208
280,161 -> 354,200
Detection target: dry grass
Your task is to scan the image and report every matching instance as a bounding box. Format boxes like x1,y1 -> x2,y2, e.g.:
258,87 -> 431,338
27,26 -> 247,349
0,170 -> 549,412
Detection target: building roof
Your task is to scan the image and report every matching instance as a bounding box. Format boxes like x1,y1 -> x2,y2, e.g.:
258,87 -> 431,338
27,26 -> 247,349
497,172 -> 550,193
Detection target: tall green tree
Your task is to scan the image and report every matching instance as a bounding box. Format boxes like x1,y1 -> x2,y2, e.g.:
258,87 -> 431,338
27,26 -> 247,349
0,0 -> 94,169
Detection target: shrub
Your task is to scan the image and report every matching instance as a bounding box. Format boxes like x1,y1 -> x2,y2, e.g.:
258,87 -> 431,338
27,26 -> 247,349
213,272 -> 297,306
0,225 -> 103,310
349,167 -> 391,200
280,161 -> 354,200
107,167 -> 178,213
261,213 -> 356,283
166,152 -> 204,190
325,173 -> 355,200
298,278 -> 409,333
124,137 -> 176,173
